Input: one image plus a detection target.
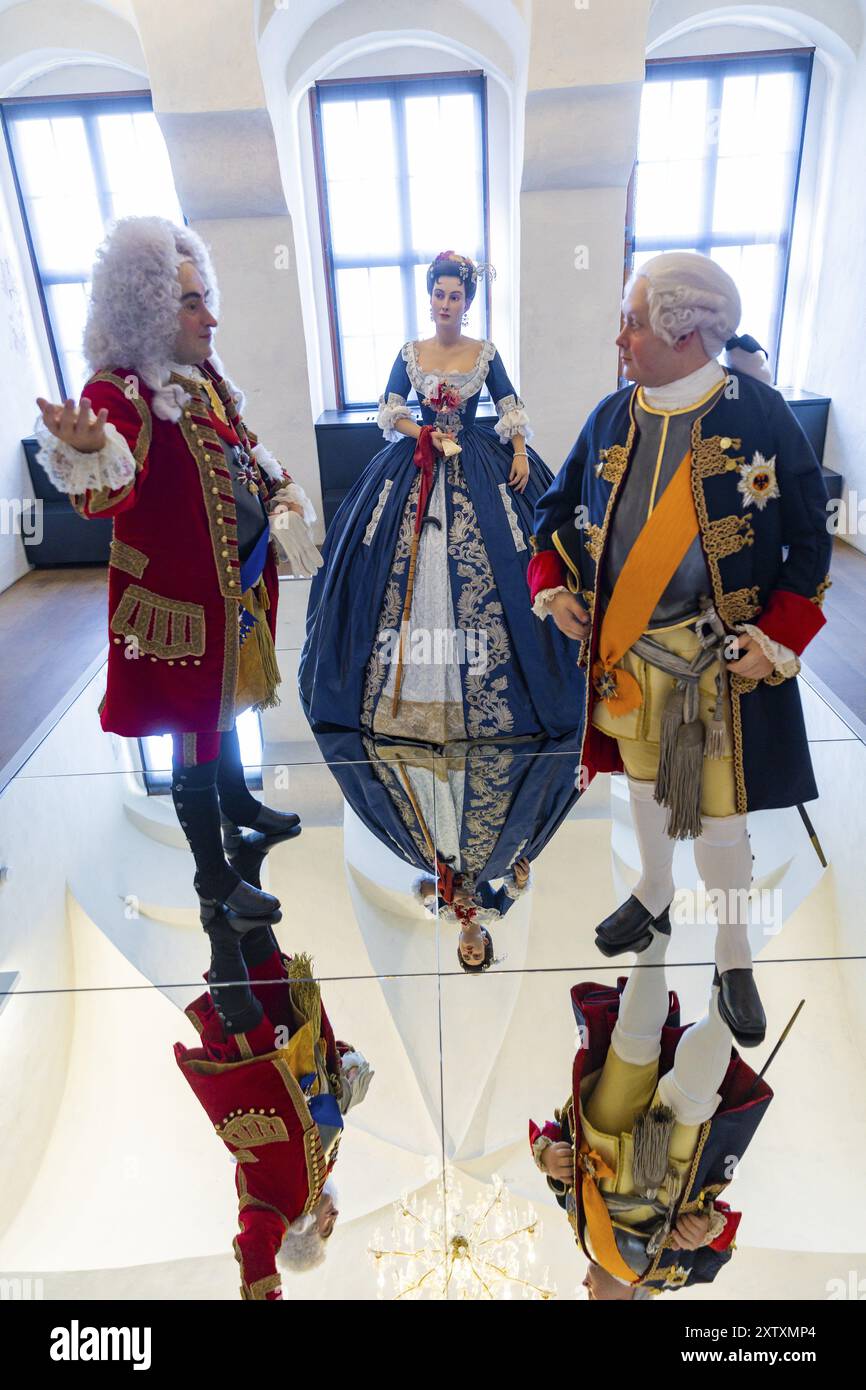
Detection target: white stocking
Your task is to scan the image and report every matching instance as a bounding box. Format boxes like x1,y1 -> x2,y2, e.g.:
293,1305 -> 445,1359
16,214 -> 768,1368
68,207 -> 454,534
656,987 -> 733,1124
627,777 -> 676,918
610,928 -> 671,1065
693,813 -> 753,974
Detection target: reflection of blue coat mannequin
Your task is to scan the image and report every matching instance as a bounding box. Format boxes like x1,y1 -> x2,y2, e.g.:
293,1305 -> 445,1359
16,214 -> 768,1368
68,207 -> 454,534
299,341 -> 585,740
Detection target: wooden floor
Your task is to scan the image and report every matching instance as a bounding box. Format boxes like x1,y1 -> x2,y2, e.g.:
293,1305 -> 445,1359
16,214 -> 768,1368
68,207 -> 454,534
803,539 -> 866,726
0,539 -> 863,778
0,565 -> 107,775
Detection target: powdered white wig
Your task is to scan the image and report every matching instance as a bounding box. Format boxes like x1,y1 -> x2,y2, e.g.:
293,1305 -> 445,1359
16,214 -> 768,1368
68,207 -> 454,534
275,1181 -> 337,1276
627,251 -> 741,359
83,216 -> 219,417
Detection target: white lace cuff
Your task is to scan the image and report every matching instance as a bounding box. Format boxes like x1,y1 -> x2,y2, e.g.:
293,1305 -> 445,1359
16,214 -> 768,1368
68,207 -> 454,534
268,480 -> 316,528
532,586 -> 568,620
532,1134 -> 553,1172
703,1206 -> 730,1246
34,417 -> 137,495
377,392 -> 414,442
411,876 -> 437,915
738,623 -> 800,679
495,394 -> 534,443
503,870 -> 532,900
250,441 -> 288,486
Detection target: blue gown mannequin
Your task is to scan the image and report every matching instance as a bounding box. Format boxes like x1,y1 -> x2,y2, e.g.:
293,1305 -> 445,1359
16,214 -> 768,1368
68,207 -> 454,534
299,339 -> 585,741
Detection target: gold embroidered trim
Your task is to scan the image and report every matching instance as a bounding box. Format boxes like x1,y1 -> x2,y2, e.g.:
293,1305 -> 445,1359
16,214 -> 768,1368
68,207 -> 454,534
110,584 -> 206,660
185,1004 -> 204,1035
218,596 -> 240,731
596,443 -> 629,485
80,371 -> 151,513
717,585 -> 761,626
577,404 -> 638,772
811,575 -> 832,607
584,523 -> 604,566
217,1112 -> 289,1149
235,1031 -> 253,1060
692,434 -> 744,479
109,538 -> 149,578
182,733 -> 198,766
687,391 -> 748,813
273,1056 -> 328,1213
176,405 -> 242,598
703,514 -> 754,561
247,1272 -> 282,1300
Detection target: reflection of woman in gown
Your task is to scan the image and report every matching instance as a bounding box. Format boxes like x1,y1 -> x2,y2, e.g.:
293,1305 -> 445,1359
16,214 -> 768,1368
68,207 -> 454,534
299,250 -> 585,741
308,727 -> 584,972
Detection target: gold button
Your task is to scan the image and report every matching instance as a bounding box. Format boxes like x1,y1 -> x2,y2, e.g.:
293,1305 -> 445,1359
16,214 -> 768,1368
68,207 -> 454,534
194,659 -> 201,666
222,549 -> 229,557
209,469 -> 216,478
113,636 -> 121,644
204,453 -> 211,461
211,487 -> 218,494
720,436 -> 732,449
216,503 -> 223,510
184,411 -> 191,419
180,660 -> 188,667
168,660 -> 175,666
228,580 -> 236,588
191,423 -> 198,431
150,656 -> 157,663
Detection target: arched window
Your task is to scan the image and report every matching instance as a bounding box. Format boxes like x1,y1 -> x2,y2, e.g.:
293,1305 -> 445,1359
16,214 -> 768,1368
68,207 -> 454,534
627,48 -> 814,378
310,70 -> 491,409
1,90 -> 183,398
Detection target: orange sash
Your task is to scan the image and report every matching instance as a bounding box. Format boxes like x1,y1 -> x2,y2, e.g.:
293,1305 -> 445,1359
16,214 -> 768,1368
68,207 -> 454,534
578,1141 -> 640,1285
592,450 -> 699,716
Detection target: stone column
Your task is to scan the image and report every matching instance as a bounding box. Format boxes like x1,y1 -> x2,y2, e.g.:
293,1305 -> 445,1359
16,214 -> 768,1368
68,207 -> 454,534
520,0 -> 652,467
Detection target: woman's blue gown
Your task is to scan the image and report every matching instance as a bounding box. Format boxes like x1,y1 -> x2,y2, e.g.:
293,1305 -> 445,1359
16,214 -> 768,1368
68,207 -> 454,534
299,339 -> 585,740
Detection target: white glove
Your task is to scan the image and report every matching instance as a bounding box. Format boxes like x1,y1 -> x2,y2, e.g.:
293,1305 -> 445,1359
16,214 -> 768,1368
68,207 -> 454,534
338,1050 -> 374,1115
270,508 -> 323,577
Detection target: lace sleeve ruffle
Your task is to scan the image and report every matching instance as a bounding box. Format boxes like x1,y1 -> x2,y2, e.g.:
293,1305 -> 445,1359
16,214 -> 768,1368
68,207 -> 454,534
503,869 -> 532,900
738,623 -> 800,679
377,392 -> 414,442
34,417 -> 137,495
532,586 -> 568,619
495,393 -> 534,443
267,480 -> 317,528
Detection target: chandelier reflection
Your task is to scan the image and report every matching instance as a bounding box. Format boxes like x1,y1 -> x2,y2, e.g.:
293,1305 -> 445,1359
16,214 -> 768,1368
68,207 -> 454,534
368,1167 -> 556,1300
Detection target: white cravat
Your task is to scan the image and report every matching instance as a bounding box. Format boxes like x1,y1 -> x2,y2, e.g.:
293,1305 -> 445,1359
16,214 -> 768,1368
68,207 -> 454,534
641,358 -> 725,410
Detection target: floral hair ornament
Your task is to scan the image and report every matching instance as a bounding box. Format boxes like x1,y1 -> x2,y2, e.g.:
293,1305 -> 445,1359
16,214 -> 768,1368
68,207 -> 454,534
427,250 -> 497,289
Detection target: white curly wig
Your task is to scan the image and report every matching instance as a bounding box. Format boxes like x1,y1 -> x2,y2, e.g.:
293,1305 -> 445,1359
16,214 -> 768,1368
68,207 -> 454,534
83,216 -> 220,419
626,252 -> 741,359
275,1181 -> 337,1277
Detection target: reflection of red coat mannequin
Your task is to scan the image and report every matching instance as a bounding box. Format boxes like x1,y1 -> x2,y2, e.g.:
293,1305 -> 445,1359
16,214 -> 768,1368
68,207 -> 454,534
175,950 -> 347,1300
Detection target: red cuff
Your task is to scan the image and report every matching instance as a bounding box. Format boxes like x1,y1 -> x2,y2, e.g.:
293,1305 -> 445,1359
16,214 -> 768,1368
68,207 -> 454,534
529,1118 -> 563,1151
756,589 -> 826,655
709,1205 -> 741,1253
527,550 -> 567,602
236,1012 -> 278,1057
246,949 -> 285,983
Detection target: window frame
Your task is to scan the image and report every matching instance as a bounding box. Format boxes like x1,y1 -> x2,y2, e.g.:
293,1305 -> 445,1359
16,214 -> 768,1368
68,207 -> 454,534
310,70 -> 492,411
625,48 -> 815,378
0,89 -> 173,401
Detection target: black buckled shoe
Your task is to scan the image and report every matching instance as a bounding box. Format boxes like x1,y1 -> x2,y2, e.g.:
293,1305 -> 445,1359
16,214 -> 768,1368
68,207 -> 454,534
595,896 -> 672,958
222,808 -> 302,856
196,876 -> 282,933
714,967 -> 766,1048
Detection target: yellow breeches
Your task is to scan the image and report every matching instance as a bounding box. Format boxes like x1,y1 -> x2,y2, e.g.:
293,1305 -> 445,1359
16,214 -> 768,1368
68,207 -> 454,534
591,620 -> 737,818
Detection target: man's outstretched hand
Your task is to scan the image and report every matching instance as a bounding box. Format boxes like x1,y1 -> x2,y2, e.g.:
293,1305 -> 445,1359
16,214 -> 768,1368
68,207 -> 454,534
36,397 -> 108,454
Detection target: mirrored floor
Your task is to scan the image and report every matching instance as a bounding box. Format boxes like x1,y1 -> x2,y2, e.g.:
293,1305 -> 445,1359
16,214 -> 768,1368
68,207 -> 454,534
1,577 -> 864,1300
